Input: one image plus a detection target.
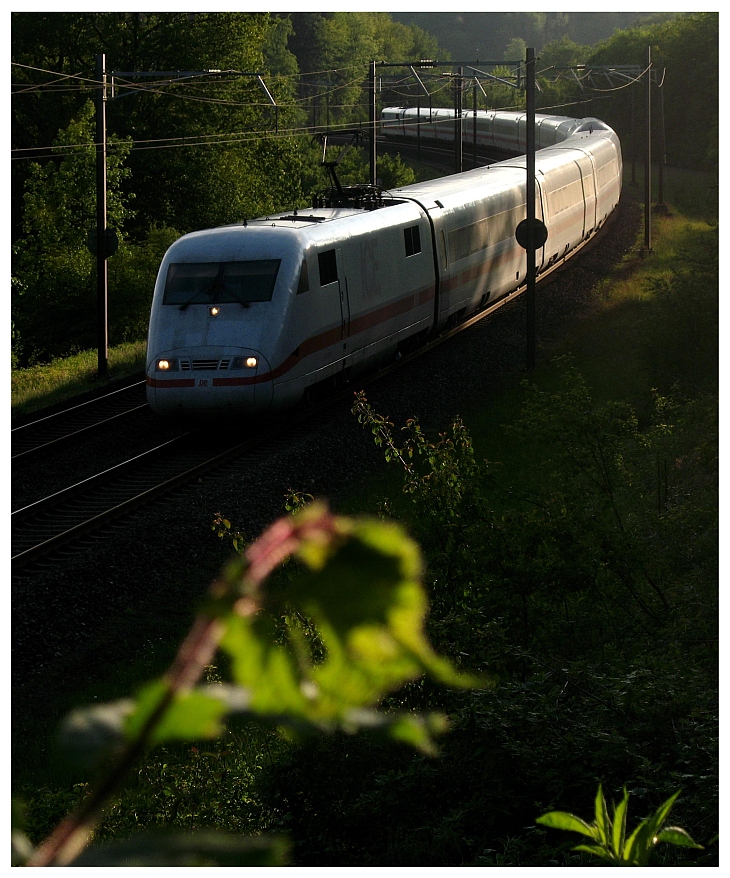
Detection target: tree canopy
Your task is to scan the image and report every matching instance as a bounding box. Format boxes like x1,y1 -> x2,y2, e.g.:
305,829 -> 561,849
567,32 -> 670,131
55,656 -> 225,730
11,11 -> 718,367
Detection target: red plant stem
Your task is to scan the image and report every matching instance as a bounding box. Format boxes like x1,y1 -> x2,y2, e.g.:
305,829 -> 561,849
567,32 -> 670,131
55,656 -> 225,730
27,615 -> 225,866
26,507 -> 338,866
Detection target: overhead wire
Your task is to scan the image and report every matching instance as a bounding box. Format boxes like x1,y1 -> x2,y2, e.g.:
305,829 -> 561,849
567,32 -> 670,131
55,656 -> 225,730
12,57 -> 646,162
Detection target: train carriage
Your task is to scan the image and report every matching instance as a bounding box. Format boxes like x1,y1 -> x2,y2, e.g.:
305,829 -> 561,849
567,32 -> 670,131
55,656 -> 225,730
146,106 -> 622,417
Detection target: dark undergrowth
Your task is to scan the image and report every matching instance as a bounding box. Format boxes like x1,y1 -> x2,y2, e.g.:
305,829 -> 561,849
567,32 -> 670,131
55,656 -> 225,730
247,213 -> 718,866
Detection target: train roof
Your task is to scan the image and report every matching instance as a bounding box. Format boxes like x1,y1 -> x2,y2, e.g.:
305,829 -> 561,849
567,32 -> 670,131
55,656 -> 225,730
388,164 -> 526,210
164,199 -> 425,259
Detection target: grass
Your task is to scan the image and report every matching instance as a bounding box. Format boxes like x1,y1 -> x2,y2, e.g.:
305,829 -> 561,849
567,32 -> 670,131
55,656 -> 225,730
11,340 -> 147,419
461,175 -> 717,472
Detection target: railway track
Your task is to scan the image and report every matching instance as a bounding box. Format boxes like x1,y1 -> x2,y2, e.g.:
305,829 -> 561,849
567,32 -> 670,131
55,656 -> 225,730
11,215 -> 610,574
12,140 -> 618,575
11,380 -> 149,460
11,420 -> 283,571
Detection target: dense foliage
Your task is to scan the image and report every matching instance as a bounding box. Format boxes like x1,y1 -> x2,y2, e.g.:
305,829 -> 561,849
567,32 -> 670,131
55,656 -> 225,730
11,11 -> 717,367
263,353 -> 716,862
391,12 -> 675,61
10,12 -> 435,367
587,12 -> 718,172
14,506 -> 476,866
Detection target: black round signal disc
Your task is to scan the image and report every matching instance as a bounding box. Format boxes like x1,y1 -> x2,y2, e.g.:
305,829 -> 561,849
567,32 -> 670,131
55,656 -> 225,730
515,218 -> 548,250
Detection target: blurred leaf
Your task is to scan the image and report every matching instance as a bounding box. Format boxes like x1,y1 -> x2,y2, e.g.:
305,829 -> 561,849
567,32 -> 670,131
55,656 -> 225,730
70,831 -> 289,866
58,698 -> 135,770
12,800 -> 34,867
218,514 -> 480,753
220,614 -> 310,717
125,683 -> 233,746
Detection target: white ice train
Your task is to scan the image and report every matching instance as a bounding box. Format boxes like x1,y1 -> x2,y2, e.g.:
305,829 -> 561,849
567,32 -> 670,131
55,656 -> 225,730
145,106 -> 622,416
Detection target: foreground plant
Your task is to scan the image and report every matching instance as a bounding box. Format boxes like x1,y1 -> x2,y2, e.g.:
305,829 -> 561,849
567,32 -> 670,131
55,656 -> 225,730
18,503 -> 480,866
536,784 -> 703,866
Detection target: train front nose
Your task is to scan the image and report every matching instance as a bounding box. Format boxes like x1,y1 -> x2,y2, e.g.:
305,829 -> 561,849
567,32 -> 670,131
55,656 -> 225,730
146,349 -> 273,415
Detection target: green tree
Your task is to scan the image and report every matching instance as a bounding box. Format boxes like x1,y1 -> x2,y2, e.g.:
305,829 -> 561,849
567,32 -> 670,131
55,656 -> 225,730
12,101 -> 133,362
12,13 -> 306,239
539,35 -> 590,70
587,12 -> 718,169
504,37 -> 526,64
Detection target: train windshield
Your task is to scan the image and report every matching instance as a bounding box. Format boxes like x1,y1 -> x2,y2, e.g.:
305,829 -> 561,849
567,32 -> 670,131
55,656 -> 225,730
163,260 -> 281,307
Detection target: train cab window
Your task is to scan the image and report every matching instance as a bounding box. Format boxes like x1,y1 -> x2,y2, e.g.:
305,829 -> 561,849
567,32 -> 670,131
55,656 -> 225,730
296,259 -> 310,294
404,225 -> 421,257
318,249 -> 338,286
163,260 -> 281,307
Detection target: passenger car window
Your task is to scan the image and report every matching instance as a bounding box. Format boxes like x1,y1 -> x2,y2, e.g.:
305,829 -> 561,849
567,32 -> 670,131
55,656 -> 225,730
447,218 -> 489,261
318,249 -> 338,286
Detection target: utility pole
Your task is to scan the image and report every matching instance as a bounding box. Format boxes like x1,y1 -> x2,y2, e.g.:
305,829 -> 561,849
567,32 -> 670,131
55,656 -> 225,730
644,45 -> 652,253
525,47 -> 537,371
369,60 -> 377,186
92,64 -> 278,380
454,67 -> 463,173
657,63 -> 666,206
95,53 -> 108,380
472,81 -> 478,168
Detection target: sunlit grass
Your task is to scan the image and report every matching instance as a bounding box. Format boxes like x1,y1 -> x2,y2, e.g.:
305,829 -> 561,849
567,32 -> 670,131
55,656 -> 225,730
11,341 -> 146,418
463,176 -> 717,470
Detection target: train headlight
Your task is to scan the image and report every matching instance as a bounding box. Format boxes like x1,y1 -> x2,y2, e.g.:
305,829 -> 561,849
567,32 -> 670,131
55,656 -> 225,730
156,358 -> 179,372
231,356 -> 258,369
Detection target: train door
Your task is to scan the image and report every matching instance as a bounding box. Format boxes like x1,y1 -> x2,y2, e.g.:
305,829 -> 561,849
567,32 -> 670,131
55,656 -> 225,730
335,247 -> 350,343
438,224 -> 452,320
316,247 -> 350,378
534,177 -> 547,274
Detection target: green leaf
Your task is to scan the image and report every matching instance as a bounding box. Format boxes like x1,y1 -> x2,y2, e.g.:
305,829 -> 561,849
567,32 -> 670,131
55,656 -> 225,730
536,811 -> 599,840
125,682 -> 231,746
644,789 -> 681,838
624,790 -> 682,865
612,787 -> 630,857
291,517 -> 482,690
69,831 -> 289,866
216,514 -> 478,755
594,784 -> 611,847
291,517 -> 423,634
656,827 -> 704,850
623,817 -> 654,866
220,613 -> 310,717
385,713 -> 450,755
572,843 -> 615,861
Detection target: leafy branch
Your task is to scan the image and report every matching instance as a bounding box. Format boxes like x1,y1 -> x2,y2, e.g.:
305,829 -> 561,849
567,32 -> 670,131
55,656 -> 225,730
22,502 -> 482,866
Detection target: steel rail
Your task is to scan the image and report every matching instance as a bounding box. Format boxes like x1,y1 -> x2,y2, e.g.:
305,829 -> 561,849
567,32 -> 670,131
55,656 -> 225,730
12,210 -> 616,571
12,380 -> 148,459
11,427 -> 271,569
